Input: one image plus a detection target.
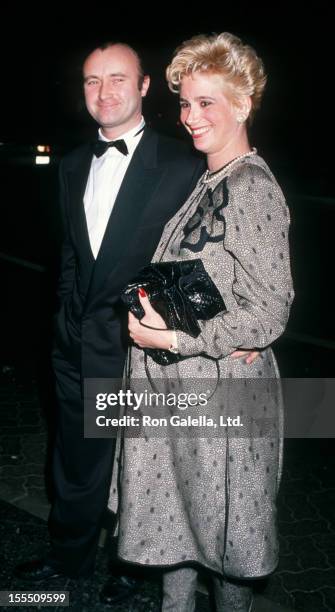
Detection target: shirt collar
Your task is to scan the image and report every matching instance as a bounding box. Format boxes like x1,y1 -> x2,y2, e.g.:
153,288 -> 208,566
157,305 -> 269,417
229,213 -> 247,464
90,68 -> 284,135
98,117 -> 145,155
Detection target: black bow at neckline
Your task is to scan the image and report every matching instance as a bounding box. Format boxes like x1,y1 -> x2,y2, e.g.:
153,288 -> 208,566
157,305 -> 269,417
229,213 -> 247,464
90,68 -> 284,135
92,139 -> 129,158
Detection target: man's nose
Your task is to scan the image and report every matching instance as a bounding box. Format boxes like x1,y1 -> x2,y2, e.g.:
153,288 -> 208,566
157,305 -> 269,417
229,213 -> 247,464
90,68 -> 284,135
98,80 -> 113,100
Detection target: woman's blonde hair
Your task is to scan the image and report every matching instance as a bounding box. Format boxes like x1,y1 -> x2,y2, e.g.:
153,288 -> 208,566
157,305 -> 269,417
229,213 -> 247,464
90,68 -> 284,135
166,32 -> 267,122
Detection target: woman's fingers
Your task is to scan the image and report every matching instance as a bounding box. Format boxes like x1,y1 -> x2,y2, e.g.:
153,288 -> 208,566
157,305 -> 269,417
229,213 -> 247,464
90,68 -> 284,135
231,349 -> 260,363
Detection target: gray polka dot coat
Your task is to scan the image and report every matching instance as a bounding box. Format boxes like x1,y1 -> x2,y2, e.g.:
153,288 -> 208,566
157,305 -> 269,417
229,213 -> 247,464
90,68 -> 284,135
109,153 -> 294,579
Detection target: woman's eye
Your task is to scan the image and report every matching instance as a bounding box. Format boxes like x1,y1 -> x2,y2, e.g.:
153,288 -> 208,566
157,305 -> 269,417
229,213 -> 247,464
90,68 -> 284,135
180,102 -> 189,109
200,100 -> 211,107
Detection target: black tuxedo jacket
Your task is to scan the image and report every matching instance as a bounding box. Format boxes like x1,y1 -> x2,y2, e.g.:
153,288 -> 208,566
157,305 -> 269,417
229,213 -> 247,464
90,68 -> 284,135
54,127 -> 205,378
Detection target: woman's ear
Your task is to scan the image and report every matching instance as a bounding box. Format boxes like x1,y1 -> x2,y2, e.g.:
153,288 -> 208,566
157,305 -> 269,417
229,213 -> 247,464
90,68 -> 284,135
235,96 -> 252,123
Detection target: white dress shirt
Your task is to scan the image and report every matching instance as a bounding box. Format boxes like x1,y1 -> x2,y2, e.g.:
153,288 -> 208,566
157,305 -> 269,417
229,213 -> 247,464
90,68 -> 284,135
84,118 -> 145,259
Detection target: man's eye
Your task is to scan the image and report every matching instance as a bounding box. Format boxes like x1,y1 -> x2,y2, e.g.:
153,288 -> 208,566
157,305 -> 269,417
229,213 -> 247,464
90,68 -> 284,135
86,80 -> 98,86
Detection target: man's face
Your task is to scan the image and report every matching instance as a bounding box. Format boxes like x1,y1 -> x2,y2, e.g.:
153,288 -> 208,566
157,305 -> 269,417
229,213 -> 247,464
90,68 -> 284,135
83,45 -> 150,139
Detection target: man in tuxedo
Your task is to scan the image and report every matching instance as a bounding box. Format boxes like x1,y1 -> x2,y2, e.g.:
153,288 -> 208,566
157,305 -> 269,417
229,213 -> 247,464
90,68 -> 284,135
14,41 -> 204,601
14,41 -> 257,604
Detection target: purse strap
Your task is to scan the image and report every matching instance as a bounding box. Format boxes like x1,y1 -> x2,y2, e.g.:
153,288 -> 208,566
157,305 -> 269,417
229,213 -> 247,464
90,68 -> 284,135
144,352 -> 221,404
139,320 -> 168,331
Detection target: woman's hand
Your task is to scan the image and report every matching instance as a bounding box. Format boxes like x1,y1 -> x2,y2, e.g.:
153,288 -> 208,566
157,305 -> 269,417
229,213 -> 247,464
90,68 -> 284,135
128,289 -> 261,360
231,349 -> 260,364
128,289 -> 175,350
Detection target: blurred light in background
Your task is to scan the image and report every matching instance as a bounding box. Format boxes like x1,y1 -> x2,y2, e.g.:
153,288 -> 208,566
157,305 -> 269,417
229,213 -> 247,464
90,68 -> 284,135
36,145 -> 51,153
35,156 -> 50,165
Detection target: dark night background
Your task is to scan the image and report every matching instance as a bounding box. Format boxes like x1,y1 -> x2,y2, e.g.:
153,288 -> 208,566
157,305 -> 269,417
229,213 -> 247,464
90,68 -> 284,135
0,4 -> 334,367
0,8 -> 335,611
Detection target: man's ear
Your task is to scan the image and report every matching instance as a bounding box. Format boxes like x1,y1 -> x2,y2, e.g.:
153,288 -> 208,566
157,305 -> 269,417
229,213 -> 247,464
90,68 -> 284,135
141,75 -> 150,97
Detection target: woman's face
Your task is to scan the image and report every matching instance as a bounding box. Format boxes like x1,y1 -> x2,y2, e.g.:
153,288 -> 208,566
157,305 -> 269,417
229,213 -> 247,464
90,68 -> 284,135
179,72 -> 247,160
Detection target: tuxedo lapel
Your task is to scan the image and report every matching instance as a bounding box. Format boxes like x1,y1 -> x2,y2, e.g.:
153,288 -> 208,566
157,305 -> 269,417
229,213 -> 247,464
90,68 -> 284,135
85,129 -> 165,304
66,146 -> 95,267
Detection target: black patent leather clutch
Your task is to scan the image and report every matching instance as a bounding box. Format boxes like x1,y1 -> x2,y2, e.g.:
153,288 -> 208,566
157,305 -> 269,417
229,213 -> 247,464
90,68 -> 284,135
121,259 -> 225,365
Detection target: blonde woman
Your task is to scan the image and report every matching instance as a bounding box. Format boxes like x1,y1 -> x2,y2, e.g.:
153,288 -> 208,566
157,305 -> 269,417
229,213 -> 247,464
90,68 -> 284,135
114,32 -> 294,611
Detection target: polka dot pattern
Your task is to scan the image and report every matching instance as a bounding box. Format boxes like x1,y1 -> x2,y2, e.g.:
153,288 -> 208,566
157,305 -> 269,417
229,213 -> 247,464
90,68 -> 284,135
109,153 -> 292,579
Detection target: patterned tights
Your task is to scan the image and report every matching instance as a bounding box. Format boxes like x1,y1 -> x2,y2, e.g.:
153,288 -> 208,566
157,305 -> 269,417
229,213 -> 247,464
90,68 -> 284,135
162,567 -> 253,611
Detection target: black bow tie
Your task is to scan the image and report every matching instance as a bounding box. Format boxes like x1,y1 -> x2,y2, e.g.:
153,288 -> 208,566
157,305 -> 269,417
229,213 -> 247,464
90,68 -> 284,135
92,139 -> 128,158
